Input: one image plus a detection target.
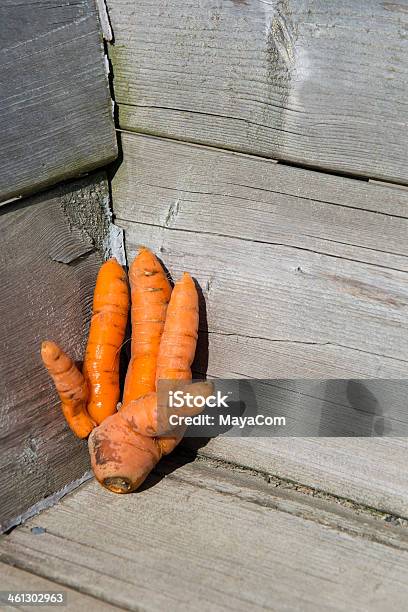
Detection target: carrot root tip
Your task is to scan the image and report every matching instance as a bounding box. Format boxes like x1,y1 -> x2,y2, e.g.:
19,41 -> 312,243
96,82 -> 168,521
103,476 -> 133,494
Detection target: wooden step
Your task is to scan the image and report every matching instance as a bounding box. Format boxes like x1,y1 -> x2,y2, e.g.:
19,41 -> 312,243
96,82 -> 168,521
1,457 -> 408,611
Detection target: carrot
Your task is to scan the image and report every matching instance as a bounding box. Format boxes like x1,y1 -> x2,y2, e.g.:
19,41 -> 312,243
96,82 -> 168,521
88,417 -> 161,494
122,380 -> 214,437
89,271 -> 205,493
88,381 -> 213,493
156,428 -> 185,456
122,247 -> 171,405
41,341 -> 94,439
83,258 -> 129,425
156,272 -> 199,383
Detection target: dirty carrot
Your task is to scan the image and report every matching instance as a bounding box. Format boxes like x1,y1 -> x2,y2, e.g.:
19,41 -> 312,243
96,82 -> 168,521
89,271 -> 205,493
88,416 -> 161,494
88,381 -> 213,493
83,258 -> 129,425
122,380 -> 214,437
122,247 -> 171,405
41,341 -> 94,439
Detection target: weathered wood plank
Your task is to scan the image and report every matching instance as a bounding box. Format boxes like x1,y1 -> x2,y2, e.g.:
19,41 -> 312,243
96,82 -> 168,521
2,459 -> 408,611
0,173 -> 111,533
0,0 -> 117,202
121,219 -> 408,362
114,133 -> 408,272
107,0 -> 408,183
0,562 -> 116,611
187,436 -> 408,517
112,133 -> 408,516
113,133 -> 408,365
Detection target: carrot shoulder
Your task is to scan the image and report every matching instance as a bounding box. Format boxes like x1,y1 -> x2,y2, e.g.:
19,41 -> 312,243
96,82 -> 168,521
122,247 -> 172,405
83,258 -> 129,425
41,341 -> 94,439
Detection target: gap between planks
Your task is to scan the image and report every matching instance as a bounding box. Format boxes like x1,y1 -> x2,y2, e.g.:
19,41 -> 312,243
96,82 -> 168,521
115,127 -> 408,192
106,0 -> 408,185
174,451 -> 408,534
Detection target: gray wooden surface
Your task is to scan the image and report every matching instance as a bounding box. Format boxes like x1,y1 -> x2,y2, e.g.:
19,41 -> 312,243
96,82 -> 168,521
0,173 -> 111,533
0,0 -> 117,202
190,437 -> 408,518
111,132 -> 408,517
1,457 -> 408,611
107,0 -> 408,183
113,133 -> 408,369
193,379 -> 408,438
0,563 -> 116,611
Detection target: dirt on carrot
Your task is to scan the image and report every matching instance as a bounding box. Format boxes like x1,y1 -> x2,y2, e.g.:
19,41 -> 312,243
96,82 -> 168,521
41,340 -> 95,439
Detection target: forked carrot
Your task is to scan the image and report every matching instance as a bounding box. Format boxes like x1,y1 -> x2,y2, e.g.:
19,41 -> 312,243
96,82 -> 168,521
89,272 -> 206,493
122,247 -> 171,404
41,341 -> 94,439
88,381 -> 213,493
83,258 -> 129,425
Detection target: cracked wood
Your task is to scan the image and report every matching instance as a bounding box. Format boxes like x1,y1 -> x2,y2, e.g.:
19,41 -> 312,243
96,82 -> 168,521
0,0 -> 117,202
107,0 -> 408,183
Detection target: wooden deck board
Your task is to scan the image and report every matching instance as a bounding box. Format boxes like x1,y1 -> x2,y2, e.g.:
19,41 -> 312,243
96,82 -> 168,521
0,173 -> 111,532
0,0 -> 117,202
1,458 -> 408,611
107,0 -> 408,183
111,133 -> 408,517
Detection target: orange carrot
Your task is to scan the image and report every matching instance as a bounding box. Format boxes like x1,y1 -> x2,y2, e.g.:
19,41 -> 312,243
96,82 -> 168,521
88,417 -> 161,494
122,381 -> 214,437
41,341 -> 94,439
89,271 -> 204,493
156,428 -> 185,456
122,247 -> 171,405
83,258 -> 129,425
156,272 -> 198,383
88,381 -> 213,493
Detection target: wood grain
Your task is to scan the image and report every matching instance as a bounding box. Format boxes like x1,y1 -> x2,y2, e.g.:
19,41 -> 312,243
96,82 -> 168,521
188,436 -> 408,518
0,173 -> 110,532
112,133 -> 408,516
107,0 -> 408,183
0,0 -> 117,202
114,133 -> 408,273
1,460 -> 408,611
0,562 -> 116,611
113,133 -> 408,368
